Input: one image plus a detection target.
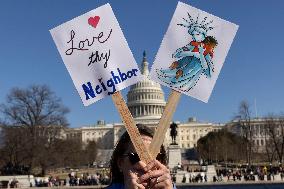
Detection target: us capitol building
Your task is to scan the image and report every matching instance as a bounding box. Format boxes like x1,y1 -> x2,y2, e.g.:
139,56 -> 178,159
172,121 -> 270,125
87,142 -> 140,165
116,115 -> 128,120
64,52 -> 224,150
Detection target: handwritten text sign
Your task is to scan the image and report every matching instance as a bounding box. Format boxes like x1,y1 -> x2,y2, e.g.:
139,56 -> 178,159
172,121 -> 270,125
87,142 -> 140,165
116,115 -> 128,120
50,3 -> 142,106
150,2 -> 238,103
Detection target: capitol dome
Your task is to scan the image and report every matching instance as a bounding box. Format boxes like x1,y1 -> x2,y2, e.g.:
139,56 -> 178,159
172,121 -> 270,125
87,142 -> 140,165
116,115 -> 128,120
127,51 -> 166,122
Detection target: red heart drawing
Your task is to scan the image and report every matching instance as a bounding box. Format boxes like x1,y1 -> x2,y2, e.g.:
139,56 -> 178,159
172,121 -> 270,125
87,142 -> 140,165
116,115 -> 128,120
88,16 -> 100,28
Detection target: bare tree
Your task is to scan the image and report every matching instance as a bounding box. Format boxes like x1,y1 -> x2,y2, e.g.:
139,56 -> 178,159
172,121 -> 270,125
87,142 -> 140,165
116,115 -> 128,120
265,116 -> 284,164
1,85 -> 69,127
0,85 -> 69,174
84,141 -> 98,166
237,100 -> 253,166
264,137 -> 275,163
0,126 -> 33,174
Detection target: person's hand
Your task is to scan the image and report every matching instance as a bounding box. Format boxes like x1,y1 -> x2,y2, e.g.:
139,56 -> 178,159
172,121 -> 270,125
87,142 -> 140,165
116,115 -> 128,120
124,161 -> 147,189
139,160 -> 173,189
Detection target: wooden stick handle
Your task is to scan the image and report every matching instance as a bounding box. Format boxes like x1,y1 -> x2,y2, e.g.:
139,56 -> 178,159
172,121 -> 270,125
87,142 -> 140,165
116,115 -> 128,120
112,91 -> 153,164
149,90 -> 181,158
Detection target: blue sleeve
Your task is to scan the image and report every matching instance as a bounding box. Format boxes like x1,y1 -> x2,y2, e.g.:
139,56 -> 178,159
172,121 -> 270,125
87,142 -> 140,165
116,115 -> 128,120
203,54 -> 213,78
105,183 -> 124,189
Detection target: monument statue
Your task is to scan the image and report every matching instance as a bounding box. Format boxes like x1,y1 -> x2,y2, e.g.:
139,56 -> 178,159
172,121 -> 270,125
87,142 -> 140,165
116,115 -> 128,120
170,122 -> 178,144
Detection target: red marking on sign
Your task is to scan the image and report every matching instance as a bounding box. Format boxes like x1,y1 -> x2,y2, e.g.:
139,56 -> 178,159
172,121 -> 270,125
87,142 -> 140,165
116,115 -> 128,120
88,16 -> 100,28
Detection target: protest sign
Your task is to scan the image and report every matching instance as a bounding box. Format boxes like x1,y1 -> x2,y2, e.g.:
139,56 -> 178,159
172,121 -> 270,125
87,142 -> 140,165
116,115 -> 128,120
149,2 -> 239,158
50,4 -> 152,163
50,3 -> 142,106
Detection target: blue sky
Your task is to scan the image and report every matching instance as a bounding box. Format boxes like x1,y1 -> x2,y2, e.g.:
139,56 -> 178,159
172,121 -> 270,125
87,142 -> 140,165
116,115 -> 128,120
0,0 -> 283,128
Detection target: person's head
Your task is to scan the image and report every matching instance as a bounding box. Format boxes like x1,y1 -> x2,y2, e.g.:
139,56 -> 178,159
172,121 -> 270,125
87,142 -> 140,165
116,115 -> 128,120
178,14 -> 214,43
202,36 -> 218,50
189,27 -> 206,42
109,124 -> 167,184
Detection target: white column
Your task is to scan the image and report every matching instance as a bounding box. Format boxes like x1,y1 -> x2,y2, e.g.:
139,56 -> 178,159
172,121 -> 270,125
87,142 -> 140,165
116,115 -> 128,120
145,105 -> 147,115
137,106 -> 139,116
156,106 -> 158,114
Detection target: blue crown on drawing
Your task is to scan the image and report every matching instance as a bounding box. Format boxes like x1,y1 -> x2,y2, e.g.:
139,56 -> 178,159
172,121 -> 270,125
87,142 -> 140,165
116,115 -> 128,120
177,13 -> 214,35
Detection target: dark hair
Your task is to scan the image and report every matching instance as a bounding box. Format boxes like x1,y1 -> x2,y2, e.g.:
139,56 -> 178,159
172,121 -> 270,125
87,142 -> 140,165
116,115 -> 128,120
109,124 -> 167,184
203,36 -> 218,46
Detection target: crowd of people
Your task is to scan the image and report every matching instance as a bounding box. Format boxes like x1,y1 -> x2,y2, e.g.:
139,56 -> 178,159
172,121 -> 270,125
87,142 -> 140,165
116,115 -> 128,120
214,165 -> 284,182
68,172 -> 110,186
181,172 -> 208,183
5,165 -> 284,188
176,164 -> 284,184
33,172 -> 110,187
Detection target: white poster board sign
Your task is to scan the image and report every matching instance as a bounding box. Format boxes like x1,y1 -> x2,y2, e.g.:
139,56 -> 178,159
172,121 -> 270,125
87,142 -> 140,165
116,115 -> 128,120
50,3 -> 142,106
150,2 -> 239,103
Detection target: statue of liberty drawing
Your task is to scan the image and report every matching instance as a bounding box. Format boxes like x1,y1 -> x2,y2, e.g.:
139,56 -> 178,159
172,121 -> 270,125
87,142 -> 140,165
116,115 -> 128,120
156,13 -> 218,92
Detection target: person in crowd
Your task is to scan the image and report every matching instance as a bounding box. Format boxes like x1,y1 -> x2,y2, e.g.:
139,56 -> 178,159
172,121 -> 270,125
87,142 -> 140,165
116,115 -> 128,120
107,124 -> 175,189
